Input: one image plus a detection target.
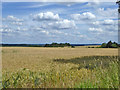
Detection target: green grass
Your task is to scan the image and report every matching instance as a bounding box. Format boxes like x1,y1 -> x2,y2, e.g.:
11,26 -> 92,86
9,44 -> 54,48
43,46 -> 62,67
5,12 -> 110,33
2,56 -> 119,88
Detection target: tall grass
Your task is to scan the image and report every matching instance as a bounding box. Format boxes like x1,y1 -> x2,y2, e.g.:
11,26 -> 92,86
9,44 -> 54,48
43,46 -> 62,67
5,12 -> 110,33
2,56 -> 119,88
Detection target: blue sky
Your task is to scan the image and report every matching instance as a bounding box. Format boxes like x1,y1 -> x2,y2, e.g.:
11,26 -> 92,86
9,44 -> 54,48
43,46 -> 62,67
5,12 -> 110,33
1,2 -> 118,44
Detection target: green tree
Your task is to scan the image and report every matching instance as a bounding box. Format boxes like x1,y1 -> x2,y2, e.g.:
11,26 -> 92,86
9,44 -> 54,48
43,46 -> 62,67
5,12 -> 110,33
101,43 -> 107,48
111,44 -> 118,48
106,40 -> 112,48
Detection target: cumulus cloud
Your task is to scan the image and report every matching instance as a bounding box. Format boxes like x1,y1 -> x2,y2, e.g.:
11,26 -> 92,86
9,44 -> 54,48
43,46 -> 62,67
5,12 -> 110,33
0,25 -> 28,33
51,30 -> 63,34
41,30 -> 49,35
89,28 -> 103,32
97,8 -> 117,19
86,2 -> 100,6
2,15 -> 24,28
31,12 -> 77,30
11,22 -> 23,26
6,15 -> 24,22
0,25 -> 8,28
50,19 -> 76,29
102,19 -> 115,25
16,27 -> 28,31
92,21 -> 100,25
50,30 -> 69,36
90,19 -> 117,37
0,25 -> 13,32
0,28 -> 13,32
92,19 -> 117,26
32,12 -> 60,21
71,12 -> 96,20
32,19 -> 76,30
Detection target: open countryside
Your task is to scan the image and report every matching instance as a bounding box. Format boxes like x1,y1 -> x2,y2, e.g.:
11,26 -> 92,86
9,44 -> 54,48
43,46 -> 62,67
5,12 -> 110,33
2,46 -> 118,88
1,1 -> 119,88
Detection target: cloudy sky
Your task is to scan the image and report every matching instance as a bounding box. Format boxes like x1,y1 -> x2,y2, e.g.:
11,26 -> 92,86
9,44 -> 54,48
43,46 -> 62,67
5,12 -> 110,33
1,2 -> 118,44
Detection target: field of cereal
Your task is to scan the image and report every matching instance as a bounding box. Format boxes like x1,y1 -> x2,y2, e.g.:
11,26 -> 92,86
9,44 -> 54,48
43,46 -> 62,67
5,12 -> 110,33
2,47 -> 119,88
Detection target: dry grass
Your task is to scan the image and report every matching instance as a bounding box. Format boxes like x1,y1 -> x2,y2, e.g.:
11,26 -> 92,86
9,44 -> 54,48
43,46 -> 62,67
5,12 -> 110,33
2,47 -> 118,88
2,47 -> 118,72
2,56 -> 118,88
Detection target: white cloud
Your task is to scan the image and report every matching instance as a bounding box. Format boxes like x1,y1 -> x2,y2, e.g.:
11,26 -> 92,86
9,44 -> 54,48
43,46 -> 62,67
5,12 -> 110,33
0,25 -> 8,28
71,12 -> 96,20
31,11 -> 77,30
92,21 -> 100,25
0,25 -> 13,32
86,2 -> 100,6
52,19 -> 76,29
16,27 -> 28,31
17,27 -> 21,31
97,8 -> 117,19
1,26 -> 28,33
22,28 -> 28,31
0,28 -> 13,32
102,19 -> 115,25
89,28 -> 103,32
11,22 -> 23,26
23,3 -> 50,8
41,30 -> 49,35
92,19 -> 116,26
34,19 -> 77,30
6,15 -> 24,22
59,2 -> 76,7
50,30 -> 71,36
34,27 -> 42,30
32,12 -> 60,21
90,19 -> 117,37
51,30 -> 63,34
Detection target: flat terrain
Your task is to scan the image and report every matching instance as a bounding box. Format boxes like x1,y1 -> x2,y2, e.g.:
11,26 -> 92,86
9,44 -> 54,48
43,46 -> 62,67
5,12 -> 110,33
2,47 -> 118,72
2,47 -> 118,88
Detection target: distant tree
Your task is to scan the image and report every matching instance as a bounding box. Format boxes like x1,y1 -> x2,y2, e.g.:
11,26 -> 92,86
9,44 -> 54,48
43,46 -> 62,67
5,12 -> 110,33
44,44 -> 49,47
113,42 -> 119,46
66,43 -> 71,46
100,41 -> 119,48
111,44 -> 118,48
53,43 -> 57,45
71,46 -> 75,48
106,40 -> 112,48
101,43 -> 107,48
44,43 -> 72,47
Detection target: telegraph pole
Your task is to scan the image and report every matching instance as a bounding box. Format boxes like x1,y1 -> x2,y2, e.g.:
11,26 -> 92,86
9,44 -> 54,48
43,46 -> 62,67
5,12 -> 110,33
117,1 -> 120,88
116,0 -> 120,44
116,0 -> 120,13
116,0 -> 120,46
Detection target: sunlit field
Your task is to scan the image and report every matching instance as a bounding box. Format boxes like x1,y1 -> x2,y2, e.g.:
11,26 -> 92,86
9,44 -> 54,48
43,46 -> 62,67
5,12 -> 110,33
2,47 -> 119,88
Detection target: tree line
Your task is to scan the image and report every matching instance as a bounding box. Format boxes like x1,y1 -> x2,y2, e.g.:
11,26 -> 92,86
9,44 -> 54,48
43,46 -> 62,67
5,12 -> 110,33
101,41 -> 119,48
44,43 -> 72,47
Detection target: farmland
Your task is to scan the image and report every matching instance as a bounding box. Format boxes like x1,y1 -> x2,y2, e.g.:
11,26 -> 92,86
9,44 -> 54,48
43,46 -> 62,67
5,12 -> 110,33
2,47 -> 119,88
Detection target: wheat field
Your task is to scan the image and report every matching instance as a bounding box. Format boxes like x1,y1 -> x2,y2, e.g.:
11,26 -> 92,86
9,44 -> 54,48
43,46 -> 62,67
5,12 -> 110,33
2,47 -> 119,88
2,47 -> 118,72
